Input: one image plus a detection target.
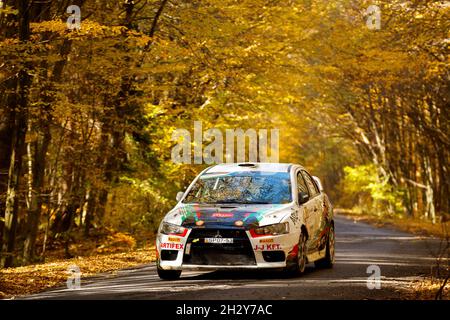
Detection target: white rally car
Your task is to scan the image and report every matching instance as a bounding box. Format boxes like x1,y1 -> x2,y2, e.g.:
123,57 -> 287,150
156,163 -> 335,280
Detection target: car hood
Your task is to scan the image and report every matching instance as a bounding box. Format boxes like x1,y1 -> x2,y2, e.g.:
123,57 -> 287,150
164,203 -> 292,229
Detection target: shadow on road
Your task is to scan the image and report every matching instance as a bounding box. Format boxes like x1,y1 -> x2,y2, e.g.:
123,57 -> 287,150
179,266 -> 317,281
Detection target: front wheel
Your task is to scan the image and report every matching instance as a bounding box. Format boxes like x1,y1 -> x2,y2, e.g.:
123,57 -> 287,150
315,224 -> 335,269
284,232 -> 307,276
157,265 -> 182,280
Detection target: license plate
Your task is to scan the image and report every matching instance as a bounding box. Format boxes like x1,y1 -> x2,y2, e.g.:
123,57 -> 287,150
204,238 -> 234,244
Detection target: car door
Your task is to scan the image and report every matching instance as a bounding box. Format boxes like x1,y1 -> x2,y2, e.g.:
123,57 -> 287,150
296,171 -> 316,249
311,176 -> 329,250
301,170 -> 322,252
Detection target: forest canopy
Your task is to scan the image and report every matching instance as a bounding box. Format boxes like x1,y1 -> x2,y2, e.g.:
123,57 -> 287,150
0,0 -> 448,268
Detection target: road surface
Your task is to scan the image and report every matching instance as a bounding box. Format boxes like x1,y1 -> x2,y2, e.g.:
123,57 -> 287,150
24,215 -> 441,300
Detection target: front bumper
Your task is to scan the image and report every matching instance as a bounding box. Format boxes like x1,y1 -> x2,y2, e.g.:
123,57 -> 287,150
156,227 -> 298,271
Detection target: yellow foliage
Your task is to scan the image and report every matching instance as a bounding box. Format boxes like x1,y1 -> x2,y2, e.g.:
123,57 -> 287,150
96,232 -> 137,253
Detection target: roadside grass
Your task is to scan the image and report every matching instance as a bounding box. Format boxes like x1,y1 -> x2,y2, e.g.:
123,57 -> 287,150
404,277 -> 449,300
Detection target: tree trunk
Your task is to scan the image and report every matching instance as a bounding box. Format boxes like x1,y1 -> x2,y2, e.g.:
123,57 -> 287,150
0,87 -> 15,253
23,127 -> 51,263
1,109 -> 27,267
423,156 -> 436,224
1,0 -> 31,267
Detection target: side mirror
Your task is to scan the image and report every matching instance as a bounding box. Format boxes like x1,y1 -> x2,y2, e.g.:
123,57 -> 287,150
312,176 -> 324,192
298,191 -> 310,204
176,191 -> 184,202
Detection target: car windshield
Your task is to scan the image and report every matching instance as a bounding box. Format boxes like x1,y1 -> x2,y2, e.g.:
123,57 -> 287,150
183,171 -> 292,204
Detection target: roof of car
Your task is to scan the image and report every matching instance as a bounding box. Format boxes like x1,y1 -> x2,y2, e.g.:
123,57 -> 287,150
205,163 -> 299,173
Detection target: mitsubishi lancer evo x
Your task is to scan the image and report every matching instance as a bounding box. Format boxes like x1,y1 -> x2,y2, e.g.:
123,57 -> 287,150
156,163 -> 335,280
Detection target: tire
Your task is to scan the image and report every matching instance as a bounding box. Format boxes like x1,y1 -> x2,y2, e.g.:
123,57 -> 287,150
315,223 -> 335,269
284,232 -> 307,276
157,265 -> 182,280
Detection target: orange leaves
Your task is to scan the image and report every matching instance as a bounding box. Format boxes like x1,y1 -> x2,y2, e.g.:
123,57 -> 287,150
0,246 -> 156,299
30,20 -> 67,35
29,19 -> 154,42
96,232 -> 137,253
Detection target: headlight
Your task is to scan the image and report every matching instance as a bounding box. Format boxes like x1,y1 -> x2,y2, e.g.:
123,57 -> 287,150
159,221 -> 187,236
250,222 -> 289,237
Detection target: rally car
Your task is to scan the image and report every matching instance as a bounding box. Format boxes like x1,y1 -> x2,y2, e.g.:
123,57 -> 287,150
156,162 -> 335,280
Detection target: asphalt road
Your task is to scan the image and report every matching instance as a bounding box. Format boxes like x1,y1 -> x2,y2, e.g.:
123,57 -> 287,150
24,215 -> 442,300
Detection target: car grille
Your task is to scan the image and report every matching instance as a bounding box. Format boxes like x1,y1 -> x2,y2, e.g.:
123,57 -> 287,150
183,228 -> 256,266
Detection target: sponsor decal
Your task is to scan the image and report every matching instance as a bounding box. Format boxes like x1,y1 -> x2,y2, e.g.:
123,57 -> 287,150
212,212 -> 234,218
259,238 -> 274,243
290,210 -> 299,225
168,236 -> 181,242
254,244 -> 282,251
161,243 -> 184,250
